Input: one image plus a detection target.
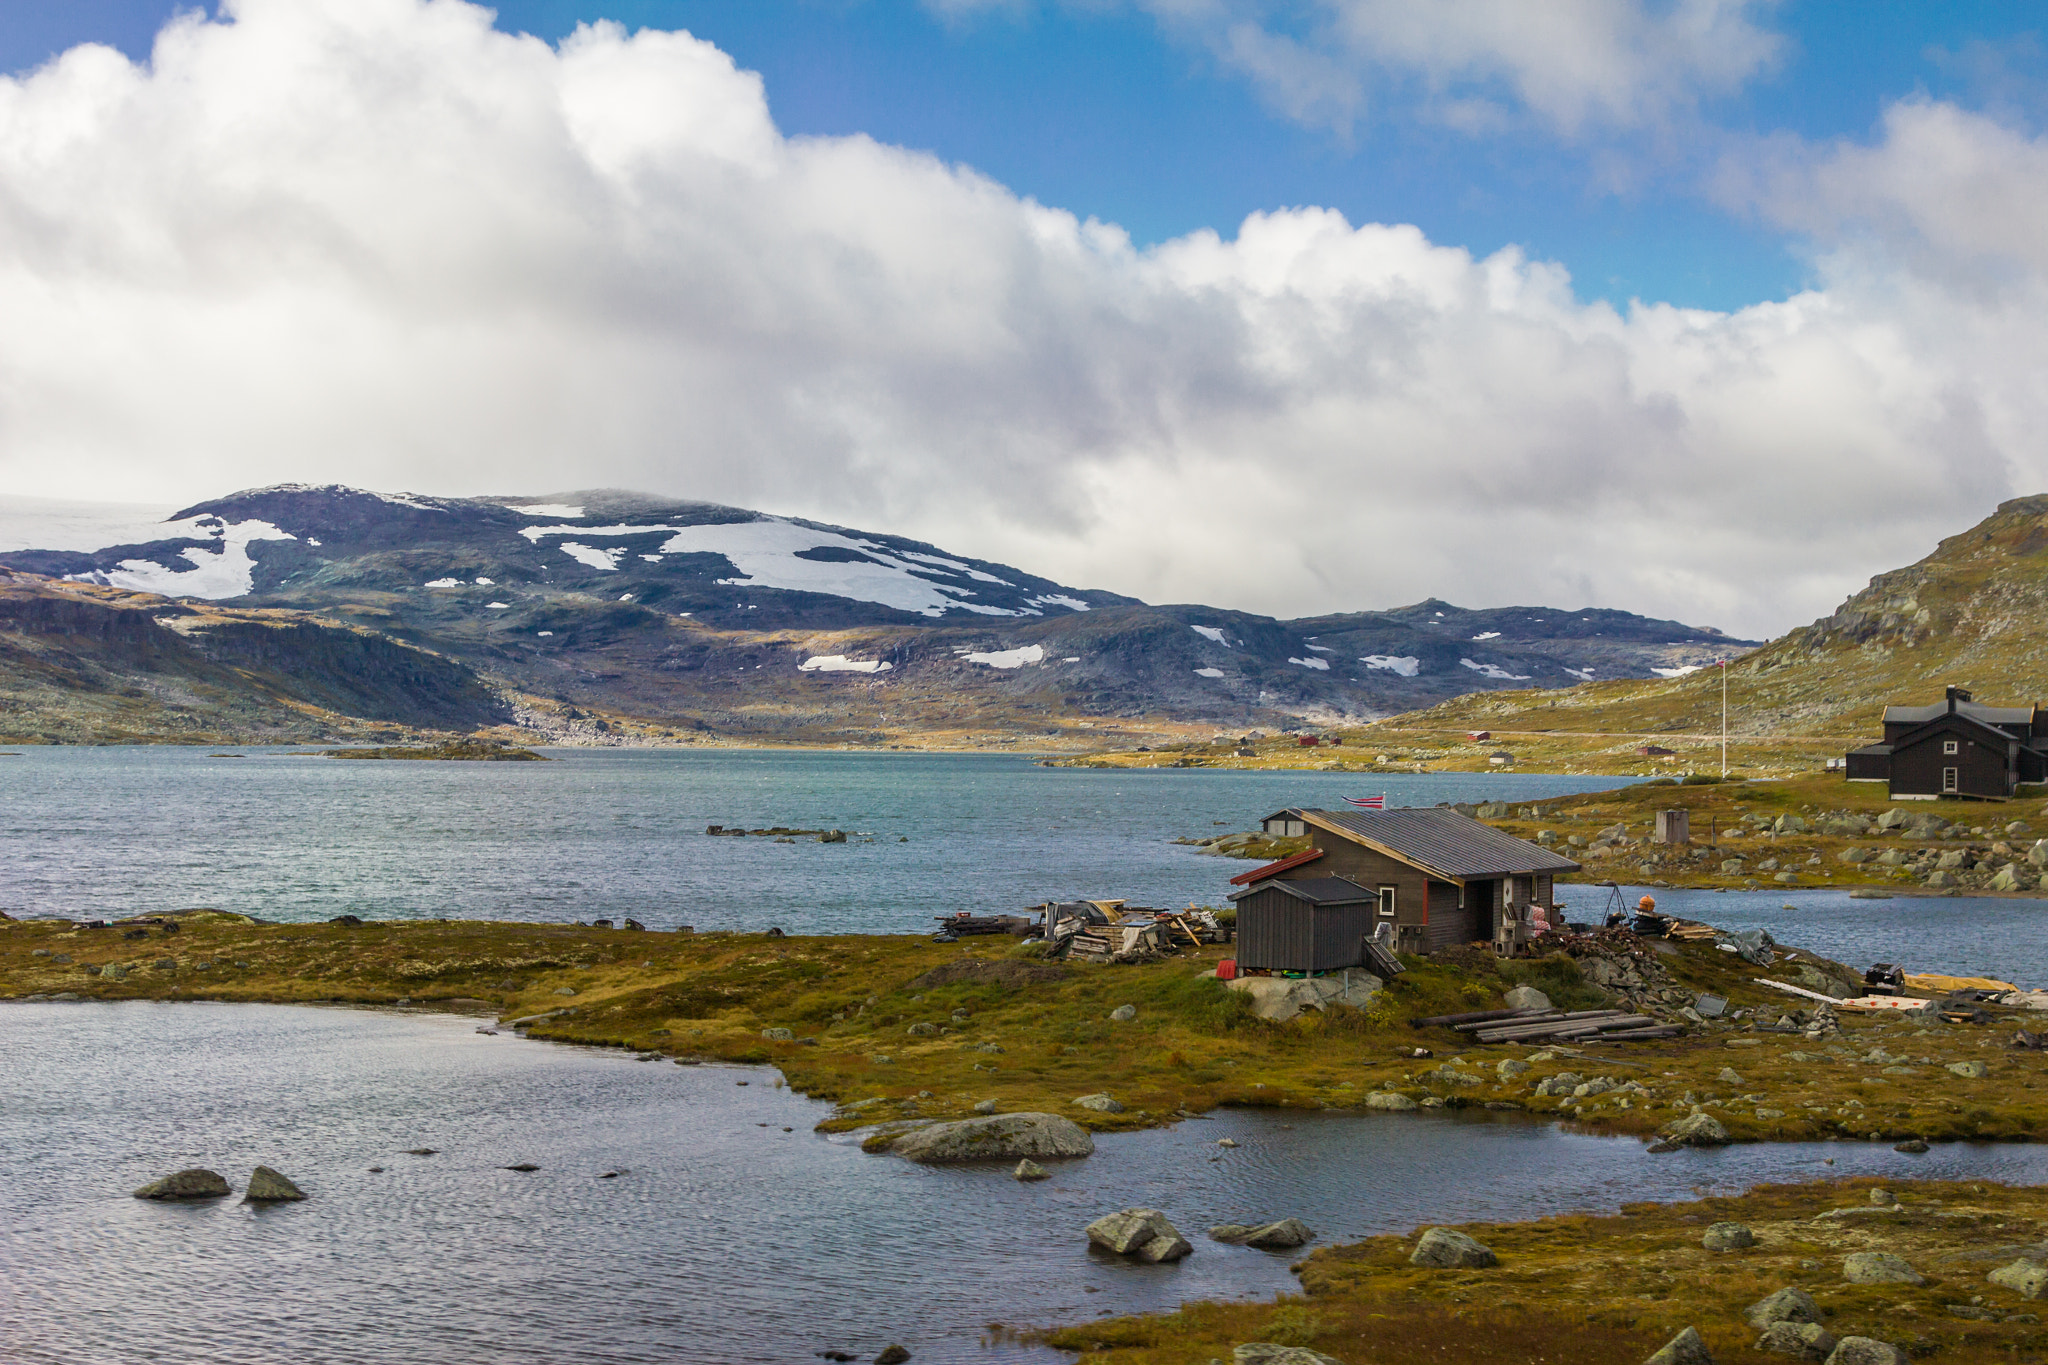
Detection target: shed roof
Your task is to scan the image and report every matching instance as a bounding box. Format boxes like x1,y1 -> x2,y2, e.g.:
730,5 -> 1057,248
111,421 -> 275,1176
1293,807 -> 1580,882
1226,875 -> 1374,905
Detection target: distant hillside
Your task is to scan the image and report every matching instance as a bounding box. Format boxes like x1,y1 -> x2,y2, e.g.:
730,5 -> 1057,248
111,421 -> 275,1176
1398,494 -> 2048,742
0,484 -> 1754,744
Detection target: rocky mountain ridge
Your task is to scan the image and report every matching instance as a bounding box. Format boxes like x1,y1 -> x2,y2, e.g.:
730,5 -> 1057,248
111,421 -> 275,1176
0,484 -> 1754,744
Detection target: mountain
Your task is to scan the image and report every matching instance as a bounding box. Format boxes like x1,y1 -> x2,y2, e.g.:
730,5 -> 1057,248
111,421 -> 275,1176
0,484 -> 1753,744
1395,493 -> 2048,741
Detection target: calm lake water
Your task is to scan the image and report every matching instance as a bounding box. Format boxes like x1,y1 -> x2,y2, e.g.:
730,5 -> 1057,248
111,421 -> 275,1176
0,747 -> 1626,931
9,1001 -> 2048,1365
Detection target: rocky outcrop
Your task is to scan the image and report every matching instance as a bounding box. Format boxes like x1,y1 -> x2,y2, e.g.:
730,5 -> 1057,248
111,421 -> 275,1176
1841,1252 -> 1922,1285
1658,1112 -> 1731,1147
1702,1222 -> 1754,1251
1643,1326 -> 1714,1365
1085,1208 -> 1192,1262
133,1168 -> 231,1200
1226,969 -> 1382,1021
1409,1227 -> 1496,1268
1990,1258 -> 2048,1299
1232,1347 -> 1342,1365
884,1113 -> 1093,1164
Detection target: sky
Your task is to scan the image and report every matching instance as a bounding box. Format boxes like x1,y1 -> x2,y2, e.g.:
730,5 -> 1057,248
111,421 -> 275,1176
0,1 -> 2045,639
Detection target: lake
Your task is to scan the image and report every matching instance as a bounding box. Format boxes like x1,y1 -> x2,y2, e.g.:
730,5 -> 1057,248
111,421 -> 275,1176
9,1001 -> 2048,1365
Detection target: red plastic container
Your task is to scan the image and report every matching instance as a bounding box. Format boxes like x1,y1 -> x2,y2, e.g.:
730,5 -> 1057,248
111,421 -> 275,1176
1216,959 -> 1237,981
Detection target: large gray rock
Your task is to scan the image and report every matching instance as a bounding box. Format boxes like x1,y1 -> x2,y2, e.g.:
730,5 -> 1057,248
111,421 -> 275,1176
1822,1339 -> 1908,1365
1746,1287 -> 1822,1330
1364,1091 -> 1417,1111
1947,1060 -> 1988,1079
1503,985 -> 1552,1012
133,1168 -> 230,1200
1209,1218 -> 1314,1249
1013,1159 -> 1049,1182
1409,1227 -> 1496,1268
1225,969 -> 1381,1021
1108,1004 -> 1137,1022
1071,1092 -> 1124,1113
244,1166 -> 306,1201
1085,1207 -> 1191,1262
1232,1346 -> 1342,1365
1659,1112 -> 1731,1147
887,1113 -> 1094,1163
1702,1221 -> 1755,1251
1643,1326 -> 1714,1365
1757,1322 -> 1836,1360
1989,1257 -> 2048,1299
1841,1252 -> 1922,1285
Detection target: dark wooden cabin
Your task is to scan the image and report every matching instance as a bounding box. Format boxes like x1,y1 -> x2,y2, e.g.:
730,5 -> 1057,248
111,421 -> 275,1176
1845,686 -> 2048,799
1229,807 -> 1580,961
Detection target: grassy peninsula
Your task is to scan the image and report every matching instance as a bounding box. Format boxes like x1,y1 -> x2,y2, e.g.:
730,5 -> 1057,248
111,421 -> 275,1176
4,912 -> 2042,1147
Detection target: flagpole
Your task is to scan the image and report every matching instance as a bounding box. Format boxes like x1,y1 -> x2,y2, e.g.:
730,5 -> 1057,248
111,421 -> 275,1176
1721,660 -> 1728,779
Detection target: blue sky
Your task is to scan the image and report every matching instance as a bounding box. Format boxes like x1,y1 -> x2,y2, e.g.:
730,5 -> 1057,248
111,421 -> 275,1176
8,1 -> 2044,310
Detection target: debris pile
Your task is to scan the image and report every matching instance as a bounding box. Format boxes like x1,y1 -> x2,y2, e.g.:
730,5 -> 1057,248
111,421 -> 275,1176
1030,901 -> 1231,963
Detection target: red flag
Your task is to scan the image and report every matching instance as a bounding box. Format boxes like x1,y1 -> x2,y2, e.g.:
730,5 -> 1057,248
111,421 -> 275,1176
1344,794 -> 1386,809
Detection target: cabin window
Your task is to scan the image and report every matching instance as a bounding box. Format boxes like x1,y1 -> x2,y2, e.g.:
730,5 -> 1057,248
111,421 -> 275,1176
1943,740 -> 1959,755
1377,886 -> 1396,918
1943,766 -> 1959,793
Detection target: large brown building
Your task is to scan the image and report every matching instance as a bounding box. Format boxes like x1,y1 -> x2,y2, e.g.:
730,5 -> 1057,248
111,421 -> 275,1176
1227,807 -> 1580,963
1845,687 -> 2048,800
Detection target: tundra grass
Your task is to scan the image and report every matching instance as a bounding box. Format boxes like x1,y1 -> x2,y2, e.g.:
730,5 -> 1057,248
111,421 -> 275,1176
4,913 -> 2045,1147
1034,1179 -> 2048,1365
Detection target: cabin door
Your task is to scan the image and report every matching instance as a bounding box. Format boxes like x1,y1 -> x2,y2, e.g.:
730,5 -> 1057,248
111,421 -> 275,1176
1466,880 -> 1495,944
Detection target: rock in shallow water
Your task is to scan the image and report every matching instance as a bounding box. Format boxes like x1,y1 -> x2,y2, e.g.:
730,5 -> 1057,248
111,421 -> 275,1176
133,1168 -> 230,1200
1012,1159 -> 1049,1181
1209,1218 -> 1314,1249
1085,1207 -> 1191,1262
885,1112 -> 1093,1163
244,1166 -> 306,1201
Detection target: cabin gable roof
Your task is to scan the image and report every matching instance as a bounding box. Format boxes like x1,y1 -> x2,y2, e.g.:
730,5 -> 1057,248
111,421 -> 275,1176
1286,807 -> 1581,883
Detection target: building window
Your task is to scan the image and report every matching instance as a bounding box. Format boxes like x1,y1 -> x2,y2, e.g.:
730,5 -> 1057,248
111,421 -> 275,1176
1944,740 -> 1959,755
1943,766 -> 1959,793
1377,886 -> 1396,918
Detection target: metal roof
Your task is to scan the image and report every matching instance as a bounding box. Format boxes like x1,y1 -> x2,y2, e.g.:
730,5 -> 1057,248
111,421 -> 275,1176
1884,701 -> 2034,727
1295,807 -> 1581,881
1228,846 -> 1325,886
1227,875 -> 1373,905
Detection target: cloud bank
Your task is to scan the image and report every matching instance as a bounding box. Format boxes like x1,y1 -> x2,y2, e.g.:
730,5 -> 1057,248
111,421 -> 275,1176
0,0 -> 2043,638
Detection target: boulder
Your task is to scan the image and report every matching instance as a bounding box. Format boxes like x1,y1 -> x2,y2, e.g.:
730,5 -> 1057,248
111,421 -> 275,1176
1085,1207 -> 1191,1262
761,1027 -> 793,1041
1108,1004 -> 1137,1022
1821,1339 -> 1908,1365
1842,1252 -> 1923,1285
1232,1347 -> 1342,1365
1893,1139 -> 1929,1154
1989,1257 -> 2048,1299
1991,864 -> 2027,892
1702,1222 -> 1755,1251
244,1166 -> 307,1202
1409,1227 -> 1496,1268
1947,1060 -> 1988,1079
873,1347 -> 908,1365
1225,969 -> 1381,1020
1503,985 -> 1552,1012
1210,1218 -> 1314,1249
1658,1112 -> 1731,1147
1747,1288 -> 1822,1330
133,1168 -> 231,1200
886,1113 -> 1095,1164
1364,1091 -> 1417,1111
906,1022 -> 940,1037
1012,1159 -> 1049,1182
1496,1059 -> 1530,1081
1643,1326 -> 1714,1365
1756,1322 -> 1836,1360
1071,1092 -> 1124,1113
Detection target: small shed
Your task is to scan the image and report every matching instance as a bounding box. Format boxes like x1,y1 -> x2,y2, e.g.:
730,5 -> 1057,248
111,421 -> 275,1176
1226,876 -> 1377,973
1653,809 -> 1691,844
1261,811 -> 1308,838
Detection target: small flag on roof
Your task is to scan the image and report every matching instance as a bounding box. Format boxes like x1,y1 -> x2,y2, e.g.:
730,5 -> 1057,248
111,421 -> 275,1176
1344,794 -> 1386,809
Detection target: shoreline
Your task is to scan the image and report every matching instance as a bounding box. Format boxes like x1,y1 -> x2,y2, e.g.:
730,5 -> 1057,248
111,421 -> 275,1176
6,911 -> 2045,1150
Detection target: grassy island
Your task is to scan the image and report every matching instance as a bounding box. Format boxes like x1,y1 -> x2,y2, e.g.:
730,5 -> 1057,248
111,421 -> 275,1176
3,912 -> 2042,1147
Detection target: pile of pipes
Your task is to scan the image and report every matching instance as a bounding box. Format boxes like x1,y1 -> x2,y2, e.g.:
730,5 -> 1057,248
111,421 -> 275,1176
1416,1006 -> 1684,1045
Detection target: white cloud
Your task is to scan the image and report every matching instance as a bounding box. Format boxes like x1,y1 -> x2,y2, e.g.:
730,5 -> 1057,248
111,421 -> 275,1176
934,1 -> 1786,135
0,1 -> 2041,640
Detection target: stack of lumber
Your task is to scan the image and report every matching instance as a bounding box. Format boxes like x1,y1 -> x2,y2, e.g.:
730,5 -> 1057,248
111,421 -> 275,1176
1060,928 -> 1118,962
1414,1006 -> 1681,1044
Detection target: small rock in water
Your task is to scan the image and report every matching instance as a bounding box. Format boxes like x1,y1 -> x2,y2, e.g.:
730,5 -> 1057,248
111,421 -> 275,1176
1085,1207 -> 1192,1262
1893,1139 -> 1929,1154
1013,1159 -> 1049,1181
1217,1137 -> 1238,1147
874,1347 -> 910,1365
133,1168 -> 231,1200
367,1167 -> 384,1174
817,1353 -> 856,1363
597,1171 -> 621,1179
404,1148 -> 438,1156
503,1163 -> 540,1173
243,1166 -> 307,1202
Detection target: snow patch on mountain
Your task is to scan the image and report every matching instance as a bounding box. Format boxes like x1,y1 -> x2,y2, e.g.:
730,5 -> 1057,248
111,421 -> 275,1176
1288,656 -> 1330,670
559,543 -> 625,571
959,644 -> 1044,668
1190,625 -> 1229,645
67,518 -> 296,599
1460,658 -> 1531,681
800,655 -> 893,673
1360,655 -> 1420,676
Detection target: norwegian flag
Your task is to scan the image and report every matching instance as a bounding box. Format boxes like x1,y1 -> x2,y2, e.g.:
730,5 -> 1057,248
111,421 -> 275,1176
1344,794 -> 1386,809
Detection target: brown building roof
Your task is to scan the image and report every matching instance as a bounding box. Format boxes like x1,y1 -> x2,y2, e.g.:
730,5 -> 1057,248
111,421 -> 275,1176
1291,807 -> 1581,882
